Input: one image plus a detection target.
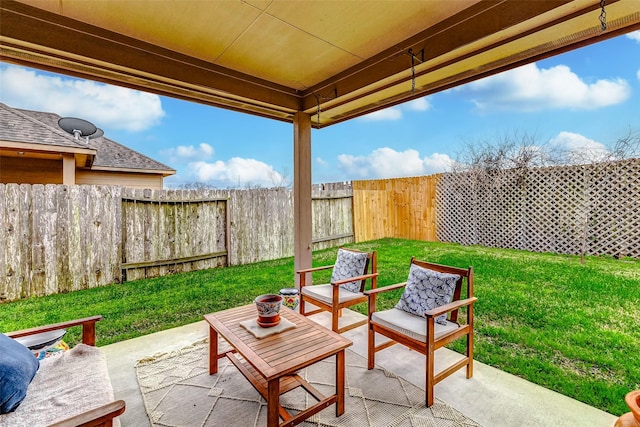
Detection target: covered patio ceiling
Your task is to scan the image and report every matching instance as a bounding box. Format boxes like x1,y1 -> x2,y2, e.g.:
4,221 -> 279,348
1,0 -> 639,128
1,0 -> 639,276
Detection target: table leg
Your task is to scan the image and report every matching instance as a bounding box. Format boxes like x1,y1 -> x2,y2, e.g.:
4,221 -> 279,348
267,378 -> 280,427
209,325 -> 219,375
336,349 -> 345,416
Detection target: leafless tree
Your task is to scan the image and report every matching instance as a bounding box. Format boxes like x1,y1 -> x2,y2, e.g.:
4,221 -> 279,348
454,128 -> 639,173
174,182 -> 218,190
270,167 -> 291,189
450,128 -> 639,263
610,128 -> 640,160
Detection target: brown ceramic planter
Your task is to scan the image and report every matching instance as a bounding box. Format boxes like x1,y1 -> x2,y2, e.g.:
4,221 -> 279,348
615,390 -> 640,427
254,294 -> 282,327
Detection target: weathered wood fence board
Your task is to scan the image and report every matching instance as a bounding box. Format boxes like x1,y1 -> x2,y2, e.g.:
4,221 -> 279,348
352,176 -> 439,242
312,182 -> 354,250
0,184 -> 122,301
0,185 -> 7,300
0,184 -> 355,301
226,188 -> 293,265
121,188 -> 229,280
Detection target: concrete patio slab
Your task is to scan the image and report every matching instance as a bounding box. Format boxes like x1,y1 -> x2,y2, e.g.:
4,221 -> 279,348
102,309 -> 616,427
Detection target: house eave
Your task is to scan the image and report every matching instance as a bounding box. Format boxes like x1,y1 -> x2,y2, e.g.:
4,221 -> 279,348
0,140 -> 95,168
90,165 -> 176,177
1,140 -> 96,155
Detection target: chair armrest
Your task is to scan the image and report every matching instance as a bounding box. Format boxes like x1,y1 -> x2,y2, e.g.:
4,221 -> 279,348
364,282 -> 406,296
331,272 -> 379,286
365,282 -> 406,315
424,297 -> 477,318
296,264 -> 334,275
48,400 -> 126,427
6,315 -> 103,346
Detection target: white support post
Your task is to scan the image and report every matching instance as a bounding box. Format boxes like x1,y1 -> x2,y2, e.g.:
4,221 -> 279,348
293,112 -> 312,288
62,153 -> 76,185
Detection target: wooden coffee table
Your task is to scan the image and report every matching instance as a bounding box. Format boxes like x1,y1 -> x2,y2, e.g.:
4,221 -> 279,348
204,304 -> 352,427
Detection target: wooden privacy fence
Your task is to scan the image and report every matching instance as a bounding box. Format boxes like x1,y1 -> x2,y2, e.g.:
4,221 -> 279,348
2,161 -> 637,301
312,182 -> 354,250
0,184 -> 122,302
352,175 -> 439,242
121,189 -> 229,281
0,184 -> 354,301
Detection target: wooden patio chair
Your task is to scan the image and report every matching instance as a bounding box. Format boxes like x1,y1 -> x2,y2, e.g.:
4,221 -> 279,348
297,247 -> 378,333
365,257 -> 476,407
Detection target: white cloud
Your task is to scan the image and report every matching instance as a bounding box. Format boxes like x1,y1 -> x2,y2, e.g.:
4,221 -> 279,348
0,65 -> 164,131
360,108 -> 402,121
163,143 -> 214,161
405,98 -> 431,111
548,131 -> 610,164
626,31 -> 640,42
423,152 -> 454,172
189,157 -> 284,188
637,69 -> 640,81
316,157 -> 328,167
462,63 -> 630,112
359,97 -> 431,121
337,147 -> 452,179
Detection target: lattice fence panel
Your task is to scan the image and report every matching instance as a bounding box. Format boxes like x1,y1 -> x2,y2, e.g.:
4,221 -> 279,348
437,159 -> 640,259
586,160 -> 640,257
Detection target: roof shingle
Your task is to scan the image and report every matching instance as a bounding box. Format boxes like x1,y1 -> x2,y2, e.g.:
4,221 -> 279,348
0,103 -> 175,174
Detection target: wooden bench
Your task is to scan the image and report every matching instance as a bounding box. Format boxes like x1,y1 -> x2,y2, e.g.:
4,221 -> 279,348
1,316 -> 125,427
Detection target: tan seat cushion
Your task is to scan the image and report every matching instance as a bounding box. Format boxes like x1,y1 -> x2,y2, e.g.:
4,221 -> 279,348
371,308 -> 459,343
0,344 -> 119,427
301,284 -> 364,305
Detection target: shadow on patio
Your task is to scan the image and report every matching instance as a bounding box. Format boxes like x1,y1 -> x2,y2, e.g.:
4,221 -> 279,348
103,308 -> 616,427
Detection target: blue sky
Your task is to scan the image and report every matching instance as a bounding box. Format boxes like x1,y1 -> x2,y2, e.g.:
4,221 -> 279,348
1,31 -> 639,188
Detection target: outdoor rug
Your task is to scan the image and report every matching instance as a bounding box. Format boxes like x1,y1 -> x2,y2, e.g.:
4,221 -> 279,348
135,339 -> 481,427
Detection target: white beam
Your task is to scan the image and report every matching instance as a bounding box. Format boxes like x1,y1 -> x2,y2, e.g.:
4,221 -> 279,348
62,153 -> 75,185
293,112 -> 312,287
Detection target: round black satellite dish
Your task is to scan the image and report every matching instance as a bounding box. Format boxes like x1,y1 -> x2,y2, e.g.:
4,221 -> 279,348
88,128 -> 104,139
58,117 -> 97,137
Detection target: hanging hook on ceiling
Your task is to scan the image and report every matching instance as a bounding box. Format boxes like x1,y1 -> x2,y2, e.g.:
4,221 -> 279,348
599,0 -> 607,31
407,48 -> 424,95
314,94 -> 321,125
314,88 -> 338,126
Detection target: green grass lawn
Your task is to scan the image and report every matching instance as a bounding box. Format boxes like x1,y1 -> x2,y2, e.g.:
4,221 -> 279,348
1,238 -> 638,415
